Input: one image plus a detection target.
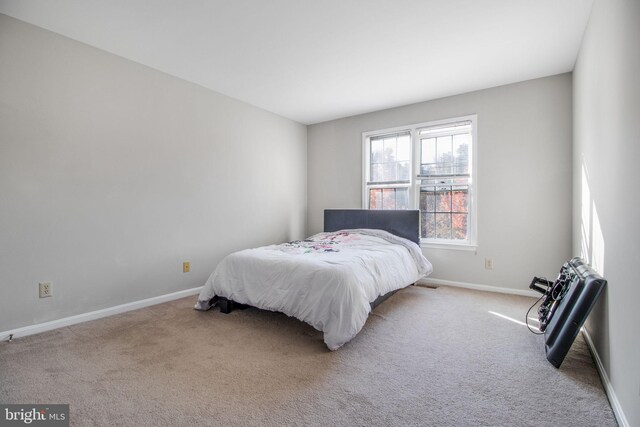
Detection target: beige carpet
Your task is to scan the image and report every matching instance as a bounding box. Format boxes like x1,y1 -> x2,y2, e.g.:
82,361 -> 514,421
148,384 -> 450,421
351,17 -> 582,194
0,285 -> 616,426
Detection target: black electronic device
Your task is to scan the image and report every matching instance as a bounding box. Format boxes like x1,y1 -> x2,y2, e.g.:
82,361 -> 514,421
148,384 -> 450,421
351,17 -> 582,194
529,257 -> 606,368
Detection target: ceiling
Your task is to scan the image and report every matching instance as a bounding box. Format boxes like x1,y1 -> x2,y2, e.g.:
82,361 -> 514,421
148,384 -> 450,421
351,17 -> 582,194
0,0 -> 593,124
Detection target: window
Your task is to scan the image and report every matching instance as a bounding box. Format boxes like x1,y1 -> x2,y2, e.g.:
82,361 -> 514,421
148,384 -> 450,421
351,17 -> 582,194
363,116 -> 477,248
366,132 -> 411,210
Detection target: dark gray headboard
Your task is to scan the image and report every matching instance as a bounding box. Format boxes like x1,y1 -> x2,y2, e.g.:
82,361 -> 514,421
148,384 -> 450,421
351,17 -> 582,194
323,209 -> 420,245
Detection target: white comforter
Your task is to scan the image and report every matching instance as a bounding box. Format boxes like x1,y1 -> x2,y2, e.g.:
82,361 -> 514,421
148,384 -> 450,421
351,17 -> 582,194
195,229 -> 432,350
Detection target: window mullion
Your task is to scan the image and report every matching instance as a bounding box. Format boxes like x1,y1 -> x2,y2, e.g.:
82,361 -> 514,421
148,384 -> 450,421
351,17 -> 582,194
410,129 -> 419,211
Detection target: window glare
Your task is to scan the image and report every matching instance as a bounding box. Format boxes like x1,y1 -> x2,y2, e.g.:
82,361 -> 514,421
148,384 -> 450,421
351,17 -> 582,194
453,134 -> 470,175
421,138 -> 436,165
397,136 -> 411,161
436,136 -> 453,175
371,164 -> 383,182
371,139 -> 383,163
383,138 -> 396,162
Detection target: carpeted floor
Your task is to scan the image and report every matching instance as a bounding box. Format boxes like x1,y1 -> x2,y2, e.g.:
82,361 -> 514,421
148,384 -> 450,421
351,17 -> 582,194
0,285 -> 616,426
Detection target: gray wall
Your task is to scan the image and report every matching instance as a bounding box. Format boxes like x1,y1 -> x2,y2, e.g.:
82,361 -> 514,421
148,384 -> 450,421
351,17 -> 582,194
573,0 -> 640,425
308,74 -> 573,292
0,14 -> 307,331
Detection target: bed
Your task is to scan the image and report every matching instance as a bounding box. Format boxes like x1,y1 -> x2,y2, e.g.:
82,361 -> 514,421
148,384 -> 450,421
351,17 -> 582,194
195,209 -> 433,350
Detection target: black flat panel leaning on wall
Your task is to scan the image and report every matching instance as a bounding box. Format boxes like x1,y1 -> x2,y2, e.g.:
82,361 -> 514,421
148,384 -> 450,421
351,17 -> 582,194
530,257 -> 606,368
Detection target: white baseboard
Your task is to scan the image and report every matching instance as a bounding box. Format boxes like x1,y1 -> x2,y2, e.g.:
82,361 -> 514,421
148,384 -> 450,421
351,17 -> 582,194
420,277 -> 540,298
0,286 -> 203,342
582,328 -> 629,427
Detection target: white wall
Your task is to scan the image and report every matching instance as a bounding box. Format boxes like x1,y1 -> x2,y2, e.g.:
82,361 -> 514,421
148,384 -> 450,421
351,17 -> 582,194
0,14 -> 307,332
308,74 -> 573,292
573,0 -> 640,425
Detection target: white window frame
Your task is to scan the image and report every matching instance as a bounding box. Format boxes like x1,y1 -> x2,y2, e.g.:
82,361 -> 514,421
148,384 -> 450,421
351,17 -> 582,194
362,115 -> 478,250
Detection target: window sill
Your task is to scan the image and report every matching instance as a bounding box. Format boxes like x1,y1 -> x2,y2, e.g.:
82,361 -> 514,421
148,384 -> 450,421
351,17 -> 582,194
420,240 -> 478,252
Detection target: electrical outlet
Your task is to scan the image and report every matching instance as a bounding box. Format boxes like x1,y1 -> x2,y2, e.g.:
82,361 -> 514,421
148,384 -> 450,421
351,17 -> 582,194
484,258 -> 493,270
183,262 -> 190,273
39,282 -> 52,298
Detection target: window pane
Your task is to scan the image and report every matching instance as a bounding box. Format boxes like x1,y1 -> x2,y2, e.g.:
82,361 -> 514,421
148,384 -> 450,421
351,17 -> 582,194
369,188 -> 382,209
453,134 -> 470,175
397,135 -> 411,161
382,188 -> 396,209
435,213 -> 452,239
422,213 -> 435,239
396,188 -> 409,209
371,139 -> 384,163
370,187 -> 409,210
436,136 -> 453,175
436,188 -> 451,213
382,163 -> 397,181
420,123 -> 472,180
398,161 -> 410,181
383,138 -> 397,162
371,164 -> 383,182
421,138 -> 436,164
421,184 -> 467,240
452,213 -> 468,240
451,186 -> 468,213
421,138 -> 436,175
420,186 -> 436,212
426,189 -> 435,212
369,133 -> 410,184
